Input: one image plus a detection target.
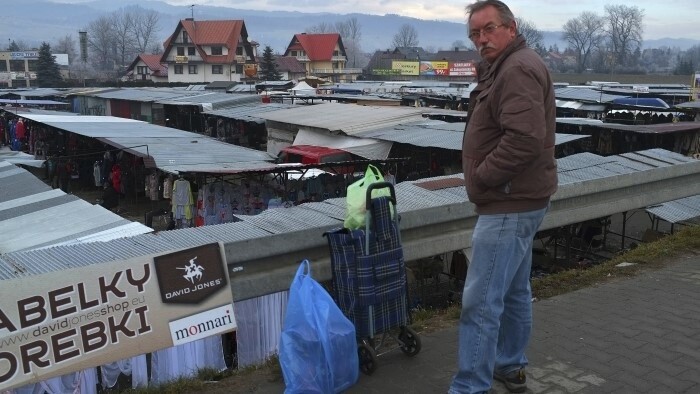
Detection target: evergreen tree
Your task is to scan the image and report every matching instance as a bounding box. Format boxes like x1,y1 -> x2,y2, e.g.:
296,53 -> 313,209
259,46 -> 282,81
8,41 -> 20,51
36,42 -> 63,87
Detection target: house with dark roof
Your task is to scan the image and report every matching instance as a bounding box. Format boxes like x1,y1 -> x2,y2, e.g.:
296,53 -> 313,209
160,18 -> 258,84
124,54 -> 168,83
274,56 -> 307,81
283,33 -> 360,82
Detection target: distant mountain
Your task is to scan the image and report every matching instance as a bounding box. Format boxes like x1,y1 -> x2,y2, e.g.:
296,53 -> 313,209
7,0 -> 700,54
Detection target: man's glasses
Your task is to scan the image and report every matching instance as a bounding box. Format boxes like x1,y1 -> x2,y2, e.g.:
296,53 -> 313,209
469,24 -> 505,40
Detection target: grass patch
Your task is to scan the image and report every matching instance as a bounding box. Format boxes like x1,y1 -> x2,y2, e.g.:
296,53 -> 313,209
531,225 -> 700,299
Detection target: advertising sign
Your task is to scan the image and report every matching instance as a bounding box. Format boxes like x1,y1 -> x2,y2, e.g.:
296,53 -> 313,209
10,52 -> 39,60
419,61 -> 449,76
392,60 -> 419,76
449,62 -> 477,77
0,243 -> 235,391
694,73 -> 700,101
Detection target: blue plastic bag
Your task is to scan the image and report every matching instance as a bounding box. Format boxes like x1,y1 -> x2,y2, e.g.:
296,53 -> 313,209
280,260 -> 359,393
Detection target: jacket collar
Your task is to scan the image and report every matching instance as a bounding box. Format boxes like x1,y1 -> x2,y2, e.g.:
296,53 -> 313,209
477,35 -> 527,82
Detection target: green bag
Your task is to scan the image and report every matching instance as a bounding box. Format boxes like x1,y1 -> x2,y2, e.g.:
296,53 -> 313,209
344,164 -> 392,229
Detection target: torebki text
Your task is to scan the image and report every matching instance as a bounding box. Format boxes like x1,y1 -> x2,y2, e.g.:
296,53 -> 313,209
165,278 -> 223,299
0,264 -> 152,386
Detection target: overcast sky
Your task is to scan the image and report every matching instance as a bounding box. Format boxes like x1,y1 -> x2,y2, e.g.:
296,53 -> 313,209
56,0 -> 699,40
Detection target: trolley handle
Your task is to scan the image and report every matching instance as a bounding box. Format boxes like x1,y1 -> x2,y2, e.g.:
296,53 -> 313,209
365,181 -> 396,208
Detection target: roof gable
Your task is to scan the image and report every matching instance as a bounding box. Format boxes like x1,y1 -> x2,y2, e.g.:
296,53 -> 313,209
126,54 -> 167,77
286,33 -> 344,61
161,19 -> 247,64
274,56 -> 306,73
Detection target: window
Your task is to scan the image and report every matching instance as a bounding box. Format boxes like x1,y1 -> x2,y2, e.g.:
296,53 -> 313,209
333,50 -> 339,56
188,47 -> 195,56
182,31 -> 189,43
212,46 -> 222,56
137,66 -> 148,75
174,65 -> 183,74
188,65 -> 198,74
235,64 -> 243,74
27,60 -> 37,71
176,47 -> 184,56
9,60 -> 24,72
212,65 -> 223,74
236,47 -> 243,56
290,50 -> 297,57
0,61 -> 6,72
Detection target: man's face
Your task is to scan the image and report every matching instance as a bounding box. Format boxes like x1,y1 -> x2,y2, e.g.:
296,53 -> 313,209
468,5 -> 516,64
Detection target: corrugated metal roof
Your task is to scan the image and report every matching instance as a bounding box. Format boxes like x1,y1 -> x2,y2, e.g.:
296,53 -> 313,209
0,162 -> 152,255
204,103 -> 299,124
357,120 -> 589,151
555,87 -> 627,103
260,103 -> 432,135
646,195 -> 700,224
556,117 -> 700,134
89,88 -> 196,102
676,101 -> 700,109
0,148 -> 694,279
156,92 -> 261,110
16,114 -> 276,174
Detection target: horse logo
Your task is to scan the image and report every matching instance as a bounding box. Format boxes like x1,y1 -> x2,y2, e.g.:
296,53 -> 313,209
177,256 -> 205,284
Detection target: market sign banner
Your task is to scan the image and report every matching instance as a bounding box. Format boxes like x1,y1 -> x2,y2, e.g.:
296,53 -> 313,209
419,61 -> 449,76
0,243 -> 235,391
392,60 -> 419,76
449,62 -> 477,77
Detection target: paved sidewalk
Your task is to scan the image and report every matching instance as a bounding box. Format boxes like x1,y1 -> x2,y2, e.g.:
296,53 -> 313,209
234,254 -> 700,393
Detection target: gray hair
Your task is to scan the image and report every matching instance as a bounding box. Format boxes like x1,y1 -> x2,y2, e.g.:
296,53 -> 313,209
466,0 -> 517,31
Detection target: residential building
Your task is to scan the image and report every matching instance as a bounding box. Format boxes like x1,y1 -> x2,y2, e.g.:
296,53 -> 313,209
124,54 -> 168,83
283,33 -> 360,82
274,56 -> 307,81
161,18 -> 258,84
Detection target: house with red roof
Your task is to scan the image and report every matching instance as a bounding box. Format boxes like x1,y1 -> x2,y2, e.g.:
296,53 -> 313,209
124,54 -> 168,83
160,18 -> 258,84
283,33 -> 360,82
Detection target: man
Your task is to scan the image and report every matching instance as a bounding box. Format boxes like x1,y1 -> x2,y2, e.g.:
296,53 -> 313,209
449,1 -> 558,393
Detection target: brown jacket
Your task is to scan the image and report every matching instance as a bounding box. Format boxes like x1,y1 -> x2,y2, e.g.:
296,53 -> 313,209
463,35 -> 557,214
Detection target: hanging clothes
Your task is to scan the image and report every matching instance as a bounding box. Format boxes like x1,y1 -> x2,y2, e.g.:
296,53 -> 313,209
111,164 -> 122,194
163,176 -> 174,199
172,178 -> 194,222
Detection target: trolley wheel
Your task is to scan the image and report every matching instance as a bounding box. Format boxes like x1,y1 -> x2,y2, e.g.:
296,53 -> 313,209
358,342 -> 378,375
398,327 -> 421,356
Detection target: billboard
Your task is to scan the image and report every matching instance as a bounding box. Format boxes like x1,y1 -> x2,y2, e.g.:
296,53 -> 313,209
0,243 -> 235,391
386,60 -> 477,77
392,60 -> 419,76
419,61 -> 449,76
449,62 -> 477,77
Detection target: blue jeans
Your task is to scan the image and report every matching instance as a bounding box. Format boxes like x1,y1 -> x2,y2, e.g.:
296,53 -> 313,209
449,206 -> 548,394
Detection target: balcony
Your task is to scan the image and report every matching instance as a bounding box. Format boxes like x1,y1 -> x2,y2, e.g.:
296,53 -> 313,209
312,68 -> 363,75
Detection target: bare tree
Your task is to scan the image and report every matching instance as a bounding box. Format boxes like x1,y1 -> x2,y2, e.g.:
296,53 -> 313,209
111,9 -> 137,72
305,22 -> 335,33
562,12 -> 605,72
336,18 -> 363,68
604,4 -> 644,70
516,18 -> 545,55
392,24 -> 419,49
86,15 -> 116,70
129,6 -> 161,54
53,35 -> 78,65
